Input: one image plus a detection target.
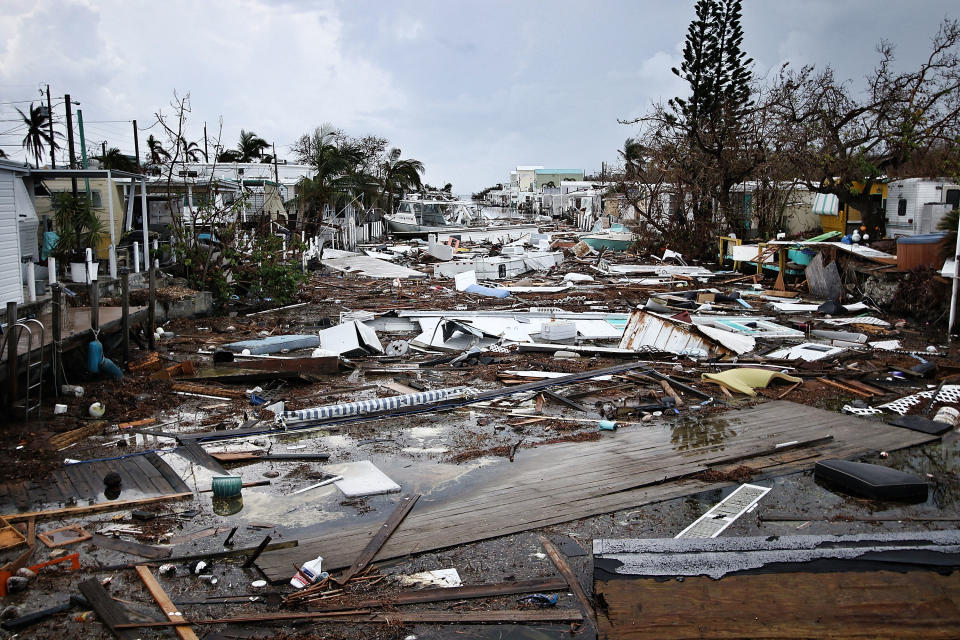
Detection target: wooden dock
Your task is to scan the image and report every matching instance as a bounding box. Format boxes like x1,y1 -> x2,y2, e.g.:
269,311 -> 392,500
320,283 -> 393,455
256,401 -> 937,583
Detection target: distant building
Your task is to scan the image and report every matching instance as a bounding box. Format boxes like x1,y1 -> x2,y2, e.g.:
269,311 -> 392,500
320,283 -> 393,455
534,169 -> 585,190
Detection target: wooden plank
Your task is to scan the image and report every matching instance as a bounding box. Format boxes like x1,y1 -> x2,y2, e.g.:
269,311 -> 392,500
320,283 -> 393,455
115,609 -> 583,629
125,455 -> 170,494
595,571 -> 960,639
92,534 -> 172,560
62,464 -> 96,499
309,576 -> 568,609
256,402 -> 935,582
540,536 -> 597,631
134,565 -> 199,640
142,452 -> 191,493
334,493 -> 420,584
77,578 -> 138,639
3,492 -> 193,522
48,421 -> 106,449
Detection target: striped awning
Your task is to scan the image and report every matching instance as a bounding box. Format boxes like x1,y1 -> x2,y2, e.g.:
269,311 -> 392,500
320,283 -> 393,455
812,192 -> 840,216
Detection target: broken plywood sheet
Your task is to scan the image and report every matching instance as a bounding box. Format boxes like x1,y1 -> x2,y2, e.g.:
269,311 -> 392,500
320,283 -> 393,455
323,254 -> 428,279
330,460 -> 401,497
805,253 -> 843,301
257,401 -> 937,582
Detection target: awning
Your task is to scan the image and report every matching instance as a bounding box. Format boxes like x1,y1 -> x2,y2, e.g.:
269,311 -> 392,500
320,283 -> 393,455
812,192 -> 839,216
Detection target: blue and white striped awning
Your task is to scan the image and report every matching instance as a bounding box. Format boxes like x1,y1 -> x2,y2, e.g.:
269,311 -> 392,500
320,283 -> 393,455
812,193 -> 840,216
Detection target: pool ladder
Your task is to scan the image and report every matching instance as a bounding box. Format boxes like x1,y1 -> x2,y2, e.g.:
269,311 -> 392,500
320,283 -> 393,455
1,318 -> 46,421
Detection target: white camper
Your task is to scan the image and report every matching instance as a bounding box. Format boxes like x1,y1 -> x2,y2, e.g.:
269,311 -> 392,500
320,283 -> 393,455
885,178 -> 960,236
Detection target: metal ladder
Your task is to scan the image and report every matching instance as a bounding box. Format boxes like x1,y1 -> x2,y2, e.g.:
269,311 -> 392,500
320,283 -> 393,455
1,318 -> 46,421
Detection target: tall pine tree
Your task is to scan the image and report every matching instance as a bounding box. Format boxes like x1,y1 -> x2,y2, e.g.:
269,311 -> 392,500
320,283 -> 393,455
668,0 -> 756,241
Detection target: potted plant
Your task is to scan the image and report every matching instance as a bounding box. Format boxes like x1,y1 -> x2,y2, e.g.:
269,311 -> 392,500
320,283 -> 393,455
50,193 -> 106,283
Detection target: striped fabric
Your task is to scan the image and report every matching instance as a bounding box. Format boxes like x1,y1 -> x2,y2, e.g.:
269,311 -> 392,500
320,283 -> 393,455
812,192 -> 840,216
281,386 -> 474,424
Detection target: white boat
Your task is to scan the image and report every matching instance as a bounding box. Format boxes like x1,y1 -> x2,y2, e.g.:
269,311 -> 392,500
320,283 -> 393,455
384,196 -> 476,236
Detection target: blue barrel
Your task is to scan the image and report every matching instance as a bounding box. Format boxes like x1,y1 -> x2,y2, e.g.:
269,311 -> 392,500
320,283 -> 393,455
87,340 -> 103,373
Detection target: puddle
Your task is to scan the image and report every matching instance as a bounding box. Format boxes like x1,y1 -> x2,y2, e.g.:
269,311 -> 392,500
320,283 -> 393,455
669,416 -> 736,452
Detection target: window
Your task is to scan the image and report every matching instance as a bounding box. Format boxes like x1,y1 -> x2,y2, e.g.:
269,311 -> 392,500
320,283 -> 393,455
898,199 -> 907,216
946,188 -> 960,209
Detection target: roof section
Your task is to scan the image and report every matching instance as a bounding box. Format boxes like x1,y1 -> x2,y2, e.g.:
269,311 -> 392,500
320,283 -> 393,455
535,169 -> 584,174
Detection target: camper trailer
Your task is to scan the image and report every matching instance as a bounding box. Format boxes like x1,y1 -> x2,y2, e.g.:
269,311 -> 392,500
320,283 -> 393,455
885,178 -> 960,237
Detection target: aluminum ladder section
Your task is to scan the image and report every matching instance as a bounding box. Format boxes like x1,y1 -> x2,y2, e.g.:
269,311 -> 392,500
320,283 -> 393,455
675,483 -> 771,539
0,318 -> 46,421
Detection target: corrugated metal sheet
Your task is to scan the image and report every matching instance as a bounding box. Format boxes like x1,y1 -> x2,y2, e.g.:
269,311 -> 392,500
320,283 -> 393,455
618,310 -> 722,356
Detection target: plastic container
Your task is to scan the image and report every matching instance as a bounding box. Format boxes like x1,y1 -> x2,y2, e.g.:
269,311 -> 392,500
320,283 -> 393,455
61,384 -> 84,397
88,402 -> 105,418
211,475 -> 243,498
290,556 -> 325,589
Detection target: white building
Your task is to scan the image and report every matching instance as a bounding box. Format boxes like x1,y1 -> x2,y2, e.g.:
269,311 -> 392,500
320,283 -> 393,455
0,160 -> 39,305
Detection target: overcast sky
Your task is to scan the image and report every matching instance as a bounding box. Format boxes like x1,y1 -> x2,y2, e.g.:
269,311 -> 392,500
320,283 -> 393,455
0,0 -> 956,192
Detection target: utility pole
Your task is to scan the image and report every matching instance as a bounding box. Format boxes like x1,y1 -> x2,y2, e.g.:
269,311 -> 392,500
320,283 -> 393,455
132,119 -> 140,172
46,84 -> 55,168
203,122 -> 208,162
64,94 -> 77,196
273,142 -> 279,183
77,109 -> 91,200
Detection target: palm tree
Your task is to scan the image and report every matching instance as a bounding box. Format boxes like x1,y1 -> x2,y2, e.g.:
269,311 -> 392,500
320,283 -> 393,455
620,137 -> 644,180
237,130 -> 269,162
145,135 -> 170,165
217,148 -> 242,162
295,132 -> 367,225
17,103 -> 60,168
177,136 -> 203,162
380,148 -> 424,214
94,147 -> 137,172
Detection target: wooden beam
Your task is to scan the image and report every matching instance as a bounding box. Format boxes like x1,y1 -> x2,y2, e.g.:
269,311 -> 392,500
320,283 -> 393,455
4,492 -> 193,522
114,608 -> 584,629
77,578 -> 137,639
308,576 -> 568,610
92,535 -> 171,560
333,493 -> 420,585
134,565 -> 199,640
540,535 -> 597,631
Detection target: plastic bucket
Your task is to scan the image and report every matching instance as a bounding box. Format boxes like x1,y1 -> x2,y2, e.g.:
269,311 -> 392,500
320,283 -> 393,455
211,475 -> 243,498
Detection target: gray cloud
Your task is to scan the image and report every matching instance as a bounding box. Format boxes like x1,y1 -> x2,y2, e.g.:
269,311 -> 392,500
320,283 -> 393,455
0,0 -> 955,192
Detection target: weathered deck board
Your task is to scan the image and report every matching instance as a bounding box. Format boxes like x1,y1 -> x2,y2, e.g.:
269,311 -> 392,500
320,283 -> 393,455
595,571 -> 960,639
0,452 -> 192,513
257,401 -> 936,582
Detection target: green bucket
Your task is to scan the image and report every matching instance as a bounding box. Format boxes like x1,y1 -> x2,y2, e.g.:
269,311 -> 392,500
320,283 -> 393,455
211,475 -> 243,498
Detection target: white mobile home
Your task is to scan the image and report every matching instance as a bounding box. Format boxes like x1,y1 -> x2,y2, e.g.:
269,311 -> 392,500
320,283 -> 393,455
885,178 -> 960,236
0,160 -> 39,306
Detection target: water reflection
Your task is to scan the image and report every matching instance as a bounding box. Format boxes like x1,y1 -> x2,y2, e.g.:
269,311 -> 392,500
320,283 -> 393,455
212,495 -> 244,516
670,417 -> 736,452
887,438 -> 960,510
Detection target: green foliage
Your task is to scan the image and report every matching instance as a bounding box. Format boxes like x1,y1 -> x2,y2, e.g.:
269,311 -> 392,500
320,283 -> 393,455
243,234 -> 306,304
17,102 -> 60,168
50,192 -> 105,261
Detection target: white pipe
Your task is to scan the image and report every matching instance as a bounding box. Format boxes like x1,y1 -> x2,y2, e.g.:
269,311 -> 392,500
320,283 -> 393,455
133,242 -> 140,274
106,170 -> 117,279
26,260 -> 36,303
85,248 -> 93,285
140,178 -> 149,271
48,256 -> 56,285
949,213 -> 960,336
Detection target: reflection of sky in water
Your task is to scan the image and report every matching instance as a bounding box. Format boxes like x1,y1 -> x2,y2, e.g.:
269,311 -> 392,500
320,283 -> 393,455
670,417 -> 736,452
886,438 -> 960,510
